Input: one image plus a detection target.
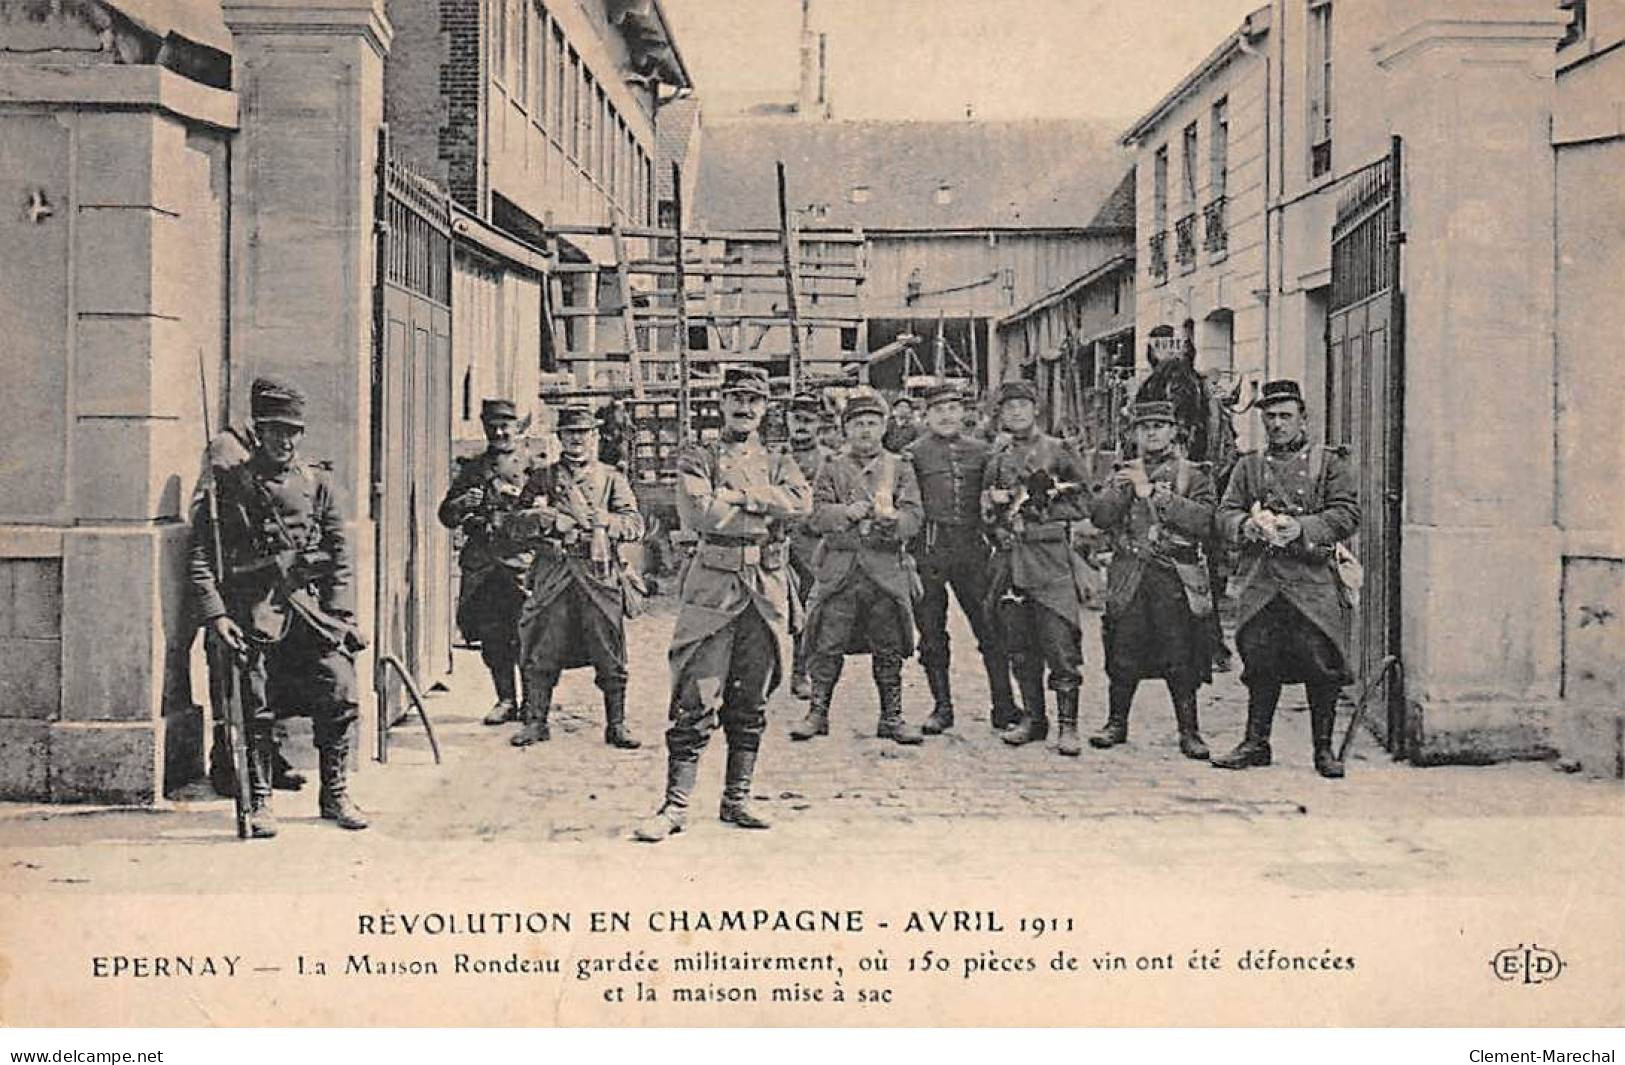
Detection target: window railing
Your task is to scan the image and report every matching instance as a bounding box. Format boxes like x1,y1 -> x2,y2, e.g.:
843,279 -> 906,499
1203,195 -> 1228,258
1175,213 -> 1198,273
1149,230 -> 1169,286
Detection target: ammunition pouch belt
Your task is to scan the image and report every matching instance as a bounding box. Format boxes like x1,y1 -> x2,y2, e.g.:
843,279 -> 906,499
697,537 -> 786,573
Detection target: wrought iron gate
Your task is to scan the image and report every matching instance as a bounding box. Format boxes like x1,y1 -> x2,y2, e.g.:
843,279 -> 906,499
1327,135 -> 1406,754
372,128 -> 454,738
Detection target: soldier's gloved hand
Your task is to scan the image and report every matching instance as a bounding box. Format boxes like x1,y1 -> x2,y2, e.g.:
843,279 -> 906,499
210,615 -> 248,655
458,486 -> 486,511
1241,515 -> 1269,543
1273,515 -> 1303,545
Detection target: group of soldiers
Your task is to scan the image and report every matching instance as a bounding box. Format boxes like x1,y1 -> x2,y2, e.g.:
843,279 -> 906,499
192,359 -> 1360,843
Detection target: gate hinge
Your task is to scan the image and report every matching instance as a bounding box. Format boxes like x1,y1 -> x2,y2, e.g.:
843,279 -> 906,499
1389,231 -> 1407,245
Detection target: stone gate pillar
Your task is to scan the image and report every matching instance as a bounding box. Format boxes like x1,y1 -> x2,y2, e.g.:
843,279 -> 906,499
1372,4 -> 1570,760
221,0 -> 393,762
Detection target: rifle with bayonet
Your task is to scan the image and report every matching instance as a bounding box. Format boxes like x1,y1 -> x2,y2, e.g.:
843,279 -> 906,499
197,352 -> 253,839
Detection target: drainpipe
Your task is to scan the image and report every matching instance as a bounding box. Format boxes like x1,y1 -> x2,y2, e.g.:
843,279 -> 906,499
1238,25 -> 1270,381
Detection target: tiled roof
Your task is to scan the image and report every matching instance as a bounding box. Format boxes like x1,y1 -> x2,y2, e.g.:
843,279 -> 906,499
693,118 -> 1134,232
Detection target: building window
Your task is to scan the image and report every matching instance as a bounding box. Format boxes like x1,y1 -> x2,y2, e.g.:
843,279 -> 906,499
1181,121 -> 1198,206
492,0 -> 508,85
553,27 -> 566,136
841,326 -> 859,351
1152,144 -> 1168,232
1308,0 -> 1333,177
1210,97 -> 1228,199
567,49 -> 580,158
542,1 -> 555,121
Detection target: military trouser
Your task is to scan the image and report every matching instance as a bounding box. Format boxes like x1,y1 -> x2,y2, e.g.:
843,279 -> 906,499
520,580 -> 630,700
996,595 -> 1083,695
240,616 -> 360,751
808,570 -> 909,692
666,607 -> 778,760
464,573 -> 525,705
788,544 -> 818,679
912,524 -> 1011,700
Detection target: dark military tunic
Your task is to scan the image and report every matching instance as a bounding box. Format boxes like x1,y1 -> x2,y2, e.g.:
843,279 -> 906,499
189,449 -> 359,748
1090,454 -> 1216,685
1217,438 -> 1360,686
803,448 -> 924,665
438,447 -> 535,648
906,431 -> 1003,675
511,457 -> 643,684
667,437 -> 812,757
982,431 -> 1091,694
882,420 -> 920,454
785,442 -> 834,678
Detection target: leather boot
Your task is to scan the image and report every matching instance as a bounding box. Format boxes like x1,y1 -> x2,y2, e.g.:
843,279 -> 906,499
790,672 -> 811,700
985,654 -> 1019,731
318,738 -> 369,830
483,698 -> 517,726
246,727 -> 278,839
719,747 -> 771,829
1309,686 -> 1345,779
484,660 -> 520,724
1090,678 -> 1134,749
1002,671 -> 1049,746
1169,682 -> 1209,761
633,758 -> 699,842
875,665 -> 924,745
1213,682 -> 1278,769
272,749 -> 306,791
790,671 -> 834,740
602,686 -> 641,749
1055,689 -> 1082,757
511,673 -> 555,747
921,663 -> 954,735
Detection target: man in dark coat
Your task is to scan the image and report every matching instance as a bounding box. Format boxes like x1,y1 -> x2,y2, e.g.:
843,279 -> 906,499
189,377 -> 368,837
906,381 -> 1017,733
438,399 -> 534,726
981,379 -> 1092,752
882,393 -> 921,453
508,405 -> 646,749
791,388 -> 926,746
634,367 -> 812,842
1212,380 -> 1360,778
1087,400 -> 1217,760
783,391 -> 834,700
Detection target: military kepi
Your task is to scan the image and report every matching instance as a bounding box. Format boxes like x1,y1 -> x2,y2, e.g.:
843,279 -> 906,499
996,379 -> 1038,404
555,404 -> 595,431
842,387 -> 889,422
250,377 -> 306,427
1257,379 -> 1306,409
1132,400 -> 1177,426
480,397 -> 518,422
789,391 -> 823,415
721,365 -> 771,397
920,380 -> 967,409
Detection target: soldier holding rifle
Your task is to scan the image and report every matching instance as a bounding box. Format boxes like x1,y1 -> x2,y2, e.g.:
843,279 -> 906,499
508,405 -> 646,750
1087,400 -> 1217,760
438,398 -> 535,727
790,387 -> 927,746
188,378 -> 368,837
783,391 -> 835,700
981,380 -> 1091,755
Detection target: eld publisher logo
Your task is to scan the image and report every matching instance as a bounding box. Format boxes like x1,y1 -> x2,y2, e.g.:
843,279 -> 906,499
1491,944 -> 1565,985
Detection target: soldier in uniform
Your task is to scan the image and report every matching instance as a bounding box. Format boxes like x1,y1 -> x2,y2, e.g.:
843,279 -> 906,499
981,379 -> 1091,752
790,388 -> 926,746
438,399 -> 534,726
906,381 -> 1018,733
1087,400 -> 1217,760
508,405 -> 646,749
1212,380 -> 1360,778
189,377 -> 368,837
634,367 -> 812,842
783,391 -> 835,700
882,393 -> 921,453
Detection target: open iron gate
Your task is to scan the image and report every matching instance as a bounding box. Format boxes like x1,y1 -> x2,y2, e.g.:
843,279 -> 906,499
1326,135 -> 1406,754
372,127 -> 454,745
